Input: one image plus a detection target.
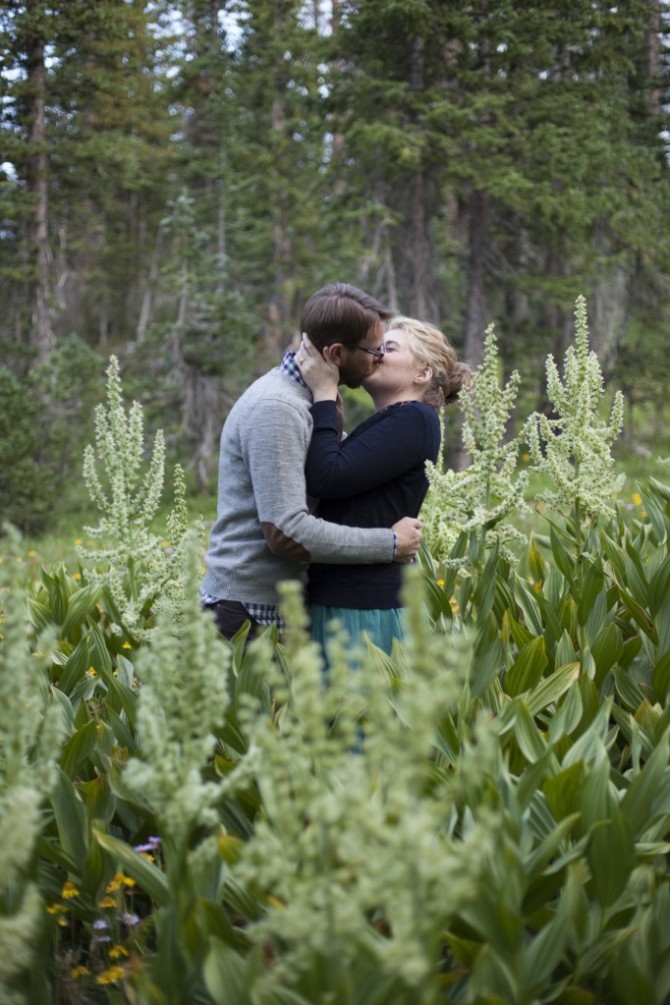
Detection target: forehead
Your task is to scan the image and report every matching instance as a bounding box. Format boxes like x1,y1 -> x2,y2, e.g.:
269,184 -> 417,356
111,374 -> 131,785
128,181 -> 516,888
383,327 -> 412,348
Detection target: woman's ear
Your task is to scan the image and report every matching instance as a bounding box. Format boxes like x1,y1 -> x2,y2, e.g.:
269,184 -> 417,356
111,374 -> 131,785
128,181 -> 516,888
415,365 -> 432,386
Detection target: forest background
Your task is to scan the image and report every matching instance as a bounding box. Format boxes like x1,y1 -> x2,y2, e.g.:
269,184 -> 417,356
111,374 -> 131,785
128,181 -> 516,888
2,0 -> 670,536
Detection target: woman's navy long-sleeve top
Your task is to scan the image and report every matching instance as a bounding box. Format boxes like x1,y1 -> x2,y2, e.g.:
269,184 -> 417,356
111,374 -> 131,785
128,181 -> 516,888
305,399 -> 440,609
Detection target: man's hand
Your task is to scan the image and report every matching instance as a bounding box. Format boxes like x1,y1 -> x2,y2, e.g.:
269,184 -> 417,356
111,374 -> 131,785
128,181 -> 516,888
392,516 -> 422,563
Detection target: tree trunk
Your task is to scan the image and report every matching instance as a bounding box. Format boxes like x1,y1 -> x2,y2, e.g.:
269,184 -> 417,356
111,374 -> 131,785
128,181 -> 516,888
462,188 -> 490,370
26,11 -> 54,357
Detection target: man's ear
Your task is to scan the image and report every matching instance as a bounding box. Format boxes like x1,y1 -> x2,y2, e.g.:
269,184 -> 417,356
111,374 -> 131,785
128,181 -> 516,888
326,342 -> 345,365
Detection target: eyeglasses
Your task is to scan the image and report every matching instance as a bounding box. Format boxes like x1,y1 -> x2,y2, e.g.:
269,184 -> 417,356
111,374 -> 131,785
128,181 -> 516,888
353,344 -> 385,360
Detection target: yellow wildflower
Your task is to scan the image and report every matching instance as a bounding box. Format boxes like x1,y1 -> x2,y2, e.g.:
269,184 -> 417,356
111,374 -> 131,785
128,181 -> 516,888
86,667 -> 97,677
449,597 -> 460,613
96,965 -> 125,985
61,881 -> 79,899
632,492 -> 642,507
107,872 -> 135,892
47,902 -> 67,915
98,896 -> 116,909
72,572 -> 81,581
74,538 -> 82,545
109,945 -> 129,960
70,965 -> 90,979
436,578 -> 445,588
122,641 -> 132,650
28,549 -> 38,558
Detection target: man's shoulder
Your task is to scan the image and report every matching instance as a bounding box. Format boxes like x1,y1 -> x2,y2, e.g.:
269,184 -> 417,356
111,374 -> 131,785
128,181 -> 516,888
236,367 -> 310,406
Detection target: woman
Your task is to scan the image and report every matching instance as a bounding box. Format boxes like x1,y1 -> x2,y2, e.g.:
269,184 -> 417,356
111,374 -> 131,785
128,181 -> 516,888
297,315 -> 469,657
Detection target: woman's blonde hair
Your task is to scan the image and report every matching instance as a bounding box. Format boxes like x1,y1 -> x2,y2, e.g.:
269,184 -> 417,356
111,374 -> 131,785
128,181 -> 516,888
387,316 -> 470,409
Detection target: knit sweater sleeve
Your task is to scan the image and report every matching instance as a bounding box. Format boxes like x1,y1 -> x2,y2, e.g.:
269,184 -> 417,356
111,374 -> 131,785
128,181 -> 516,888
241,394 -> 394,563
305,400 -> 438,499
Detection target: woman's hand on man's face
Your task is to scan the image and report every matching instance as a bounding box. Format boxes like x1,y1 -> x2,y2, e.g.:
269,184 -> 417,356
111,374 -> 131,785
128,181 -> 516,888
296,334 -> 340,400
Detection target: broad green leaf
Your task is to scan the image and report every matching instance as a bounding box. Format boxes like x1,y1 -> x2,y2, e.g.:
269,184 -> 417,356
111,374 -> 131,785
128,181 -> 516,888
655,595 -> 670,656
93,827 -> 169,905
506,613 -> 535,651
580,761 -> 635,907
558,596 -> 578,638
590,623 -> 624,687
610,666 -> 647,713
505,637 -> 548,697
622,543 -> 650,607
513,702 -> 547,763
547,683 -> 583,743
620,728 -> 670,835
578,560 -> 605,627
87,621 -> 114,675
555,630 -> 577,670
421,568 -> 455,622
640,482 -> 669,544
51,767 -> 89,867
473,544 -> 500,619
60,718 -> 114,778
649,554 -> 670,617
58,637 -> 91,693
27,597 -> 52,634
527,663 -> 580,717
619,635 -> 642,670
544,762 -> 585,822
527,534 -> 547,583
550,526 -> 576,581
61,583 -> 103,640
78,775 -> 115,825
617,588 -> 655,640
525,861 -> 586,993
652,649 -> 670,703
205,940 -> 312,1005
471,612 -> 503,699
526,812 -> 582,880
513,575 -> 544,636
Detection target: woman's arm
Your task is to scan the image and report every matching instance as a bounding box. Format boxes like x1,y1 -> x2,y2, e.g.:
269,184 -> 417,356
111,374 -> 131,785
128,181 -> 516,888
306,402 -> 438,499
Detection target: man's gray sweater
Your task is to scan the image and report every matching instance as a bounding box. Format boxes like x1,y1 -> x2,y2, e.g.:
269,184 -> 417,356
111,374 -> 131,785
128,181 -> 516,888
202,366 -> 394,606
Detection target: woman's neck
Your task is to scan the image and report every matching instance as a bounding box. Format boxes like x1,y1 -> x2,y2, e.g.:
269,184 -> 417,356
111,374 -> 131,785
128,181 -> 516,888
371,390 -> 422,412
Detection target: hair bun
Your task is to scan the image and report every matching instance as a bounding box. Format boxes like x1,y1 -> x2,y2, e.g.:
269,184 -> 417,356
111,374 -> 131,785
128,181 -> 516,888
442,362 -> 471,404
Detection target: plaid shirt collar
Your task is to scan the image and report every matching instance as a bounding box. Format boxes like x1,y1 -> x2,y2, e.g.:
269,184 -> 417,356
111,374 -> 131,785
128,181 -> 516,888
279,350 -> 309,390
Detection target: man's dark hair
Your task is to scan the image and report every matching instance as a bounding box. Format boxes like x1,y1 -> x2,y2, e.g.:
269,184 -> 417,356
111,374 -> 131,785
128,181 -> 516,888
300,283 -> 393,351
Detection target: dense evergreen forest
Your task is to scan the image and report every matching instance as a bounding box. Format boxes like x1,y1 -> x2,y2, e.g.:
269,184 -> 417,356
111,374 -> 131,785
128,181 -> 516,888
1,0 -> 669,531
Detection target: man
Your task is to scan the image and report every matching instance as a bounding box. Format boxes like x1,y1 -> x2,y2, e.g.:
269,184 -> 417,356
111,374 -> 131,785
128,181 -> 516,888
201,283 -> 422,640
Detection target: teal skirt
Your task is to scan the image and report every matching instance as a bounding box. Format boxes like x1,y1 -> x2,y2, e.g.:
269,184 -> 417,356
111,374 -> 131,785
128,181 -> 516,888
309,604 -> 405,661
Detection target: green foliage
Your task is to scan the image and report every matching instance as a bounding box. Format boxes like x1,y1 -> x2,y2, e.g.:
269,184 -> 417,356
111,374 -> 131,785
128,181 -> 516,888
6,297 -> 670,1002
0,366 -> 47,533
0,337 -> 103,533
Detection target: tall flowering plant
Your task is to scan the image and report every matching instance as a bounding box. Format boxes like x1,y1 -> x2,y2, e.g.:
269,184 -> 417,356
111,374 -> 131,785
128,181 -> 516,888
525,295 -> 625,524
525,295 -> 625,588
79,356 -> 189,638
423,327 -> 529,571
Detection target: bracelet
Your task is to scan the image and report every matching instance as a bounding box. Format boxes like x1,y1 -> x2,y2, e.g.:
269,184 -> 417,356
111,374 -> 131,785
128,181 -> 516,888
392,530 -> 398,558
